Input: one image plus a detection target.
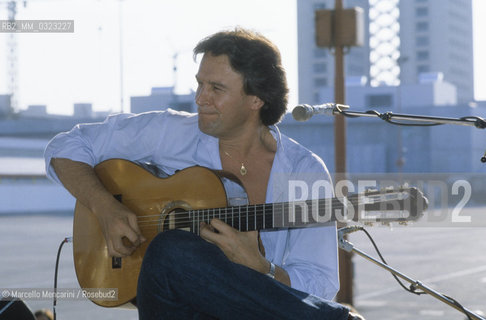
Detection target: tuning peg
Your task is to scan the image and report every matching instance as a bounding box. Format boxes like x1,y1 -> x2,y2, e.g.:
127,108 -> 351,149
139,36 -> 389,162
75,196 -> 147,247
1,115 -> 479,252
380,186 -> 397,193
364,188 -> 379,194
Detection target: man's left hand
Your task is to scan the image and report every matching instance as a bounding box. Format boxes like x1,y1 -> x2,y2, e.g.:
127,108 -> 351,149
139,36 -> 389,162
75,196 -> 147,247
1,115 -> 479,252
200,218 -> 269,274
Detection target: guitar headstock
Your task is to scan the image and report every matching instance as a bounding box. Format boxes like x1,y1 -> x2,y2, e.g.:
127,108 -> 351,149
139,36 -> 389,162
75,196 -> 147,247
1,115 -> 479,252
351,186 -> 428,224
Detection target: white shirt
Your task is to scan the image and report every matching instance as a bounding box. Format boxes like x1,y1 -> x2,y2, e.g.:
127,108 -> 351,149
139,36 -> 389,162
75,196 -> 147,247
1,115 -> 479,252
44,109 -> 339,299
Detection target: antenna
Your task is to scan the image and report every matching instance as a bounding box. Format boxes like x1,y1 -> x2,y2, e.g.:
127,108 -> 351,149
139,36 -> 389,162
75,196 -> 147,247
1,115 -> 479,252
2,0 -> 25,114
172,52 -> 179,93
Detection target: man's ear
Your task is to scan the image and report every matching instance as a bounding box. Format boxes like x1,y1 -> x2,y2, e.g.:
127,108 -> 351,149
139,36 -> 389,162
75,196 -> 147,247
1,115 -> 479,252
250,96 -> 265,111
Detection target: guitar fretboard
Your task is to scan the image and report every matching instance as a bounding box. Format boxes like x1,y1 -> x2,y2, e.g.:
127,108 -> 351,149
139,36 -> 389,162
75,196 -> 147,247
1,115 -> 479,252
184,197 -> 351,235
162,189 -> 420,235
189,204 -> 273,235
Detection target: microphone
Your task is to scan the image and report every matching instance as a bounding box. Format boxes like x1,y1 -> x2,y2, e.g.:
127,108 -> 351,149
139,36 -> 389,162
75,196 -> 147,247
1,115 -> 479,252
292,103 -> 349,121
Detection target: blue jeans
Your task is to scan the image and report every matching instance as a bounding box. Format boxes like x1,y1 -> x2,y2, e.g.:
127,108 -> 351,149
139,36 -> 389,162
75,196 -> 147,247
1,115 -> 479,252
137,230 -> 349,320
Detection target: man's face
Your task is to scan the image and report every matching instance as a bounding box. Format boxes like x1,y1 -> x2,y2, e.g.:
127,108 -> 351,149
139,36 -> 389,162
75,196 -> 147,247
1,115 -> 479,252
195,53 -> 261,138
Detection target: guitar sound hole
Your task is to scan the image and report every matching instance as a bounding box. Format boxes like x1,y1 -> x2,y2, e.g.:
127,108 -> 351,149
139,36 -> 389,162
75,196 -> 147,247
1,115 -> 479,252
162,209 -> 190,232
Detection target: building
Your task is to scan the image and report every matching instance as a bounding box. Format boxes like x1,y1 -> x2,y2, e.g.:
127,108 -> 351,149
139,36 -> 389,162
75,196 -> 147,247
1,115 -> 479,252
131,87 -> 196,114
399,0 -> 474,103
297,0 -> 475,104
298,0 -> 370,105
318,72 -> 457,109
400,0 -> 474,103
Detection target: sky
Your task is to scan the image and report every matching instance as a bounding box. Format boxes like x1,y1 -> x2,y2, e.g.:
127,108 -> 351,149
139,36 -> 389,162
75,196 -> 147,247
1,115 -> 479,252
0,0 -> 485,115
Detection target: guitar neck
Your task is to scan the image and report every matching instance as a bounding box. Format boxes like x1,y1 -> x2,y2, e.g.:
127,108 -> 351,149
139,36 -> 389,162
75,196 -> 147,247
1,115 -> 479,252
166,187 -> 424,235
185,197 -> 349,234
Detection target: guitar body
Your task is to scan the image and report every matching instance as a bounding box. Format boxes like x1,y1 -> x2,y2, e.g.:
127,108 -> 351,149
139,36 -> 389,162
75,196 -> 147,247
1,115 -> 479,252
73,159 -> 243,308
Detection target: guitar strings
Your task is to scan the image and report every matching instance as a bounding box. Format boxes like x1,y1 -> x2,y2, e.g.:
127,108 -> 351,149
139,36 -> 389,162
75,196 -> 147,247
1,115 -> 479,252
133,195 -> 384,229
134,196 -> 381,223
134,196 -> 362,221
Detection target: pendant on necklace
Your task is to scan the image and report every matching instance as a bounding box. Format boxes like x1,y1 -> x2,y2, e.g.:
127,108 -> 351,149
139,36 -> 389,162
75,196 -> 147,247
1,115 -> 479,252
240,163 -> 248,176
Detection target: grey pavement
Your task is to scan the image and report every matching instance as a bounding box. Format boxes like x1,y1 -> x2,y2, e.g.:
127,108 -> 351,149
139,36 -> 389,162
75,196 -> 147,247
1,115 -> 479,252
1,208 -> 485,319
349,207 -> 486,320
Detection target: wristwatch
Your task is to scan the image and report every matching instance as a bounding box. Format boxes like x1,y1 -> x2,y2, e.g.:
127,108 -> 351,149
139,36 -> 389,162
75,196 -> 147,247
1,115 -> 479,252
266,262 -> 276,279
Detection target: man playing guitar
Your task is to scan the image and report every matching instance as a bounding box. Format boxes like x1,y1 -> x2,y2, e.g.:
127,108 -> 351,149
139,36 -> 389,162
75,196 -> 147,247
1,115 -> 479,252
45,28 -> 363,320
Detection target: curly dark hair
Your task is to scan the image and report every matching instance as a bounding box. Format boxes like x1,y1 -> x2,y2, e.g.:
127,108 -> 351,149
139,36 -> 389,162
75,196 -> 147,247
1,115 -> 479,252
193,28 -> 288,126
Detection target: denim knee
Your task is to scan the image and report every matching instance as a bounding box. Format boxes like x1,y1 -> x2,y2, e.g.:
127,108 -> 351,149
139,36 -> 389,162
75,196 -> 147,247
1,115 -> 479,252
141,229 -> 227,279
144,230 -> 197,267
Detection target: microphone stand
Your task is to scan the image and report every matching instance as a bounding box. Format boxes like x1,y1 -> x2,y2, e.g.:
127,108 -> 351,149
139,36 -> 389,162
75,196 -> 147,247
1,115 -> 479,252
338,230 -> 486,320
320,104 -> 486,162
327,104 -> 486,129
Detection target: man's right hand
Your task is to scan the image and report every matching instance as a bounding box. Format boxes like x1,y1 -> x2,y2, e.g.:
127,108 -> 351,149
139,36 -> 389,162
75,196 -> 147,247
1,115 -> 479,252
51,158 -> 146,257
94,199 -> 146,257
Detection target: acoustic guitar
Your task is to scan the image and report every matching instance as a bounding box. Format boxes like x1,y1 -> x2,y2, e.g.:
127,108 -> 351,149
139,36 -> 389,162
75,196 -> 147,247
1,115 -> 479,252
73,159 -> 427,307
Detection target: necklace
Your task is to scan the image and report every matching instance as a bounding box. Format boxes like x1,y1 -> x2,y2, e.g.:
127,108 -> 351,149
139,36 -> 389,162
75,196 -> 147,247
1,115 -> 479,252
223,151 -> 248,176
